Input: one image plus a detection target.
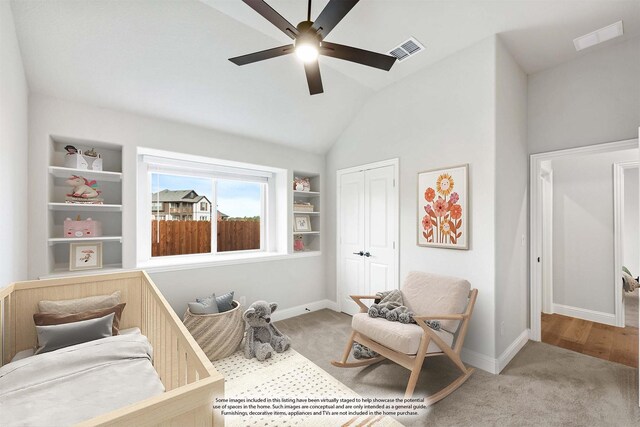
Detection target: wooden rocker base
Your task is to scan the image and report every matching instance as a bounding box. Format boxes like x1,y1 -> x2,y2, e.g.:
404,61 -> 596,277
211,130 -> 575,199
423,367 -> 475,406
331,355 -> 386,368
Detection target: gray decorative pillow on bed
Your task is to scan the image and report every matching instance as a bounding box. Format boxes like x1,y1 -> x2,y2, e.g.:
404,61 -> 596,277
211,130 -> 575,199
38,291 -> 121,314
188,294 -> 219,315
215,291 -> 235,312
35,312 -> 114,354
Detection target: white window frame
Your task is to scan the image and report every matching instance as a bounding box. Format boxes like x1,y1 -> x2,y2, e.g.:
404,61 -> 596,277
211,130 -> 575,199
137,148 -> 288,271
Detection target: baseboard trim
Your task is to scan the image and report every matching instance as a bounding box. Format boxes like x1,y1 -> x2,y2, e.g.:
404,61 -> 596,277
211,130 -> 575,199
497,329 -> 530,373
272,299 -> 339,322
552,303 -> 616,326
461,348 -> 498,374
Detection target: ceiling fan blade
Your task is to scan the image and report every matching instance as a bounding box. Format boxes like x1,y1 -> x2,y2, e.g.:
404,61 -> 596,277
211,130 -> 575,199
229,44 -> 294,66
311,0 -> 359,39
304,61 -> 323,95
320,41 -> 396,71
242,0 -> 299,39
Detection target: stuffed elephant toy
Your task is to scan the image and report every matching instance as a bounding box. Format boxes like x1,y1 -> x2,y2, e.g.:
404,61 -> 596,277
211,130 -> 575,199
243,301 -> 291,361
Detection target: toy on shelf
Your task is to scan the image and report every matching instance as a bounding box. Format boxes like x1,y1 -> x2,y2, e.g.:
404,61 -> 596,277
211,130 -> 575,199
64,215 -> 102,238
65,175 -> 104,204
294,235 -> 304,251
293,176 -> 311,192
63,145 -> 103,171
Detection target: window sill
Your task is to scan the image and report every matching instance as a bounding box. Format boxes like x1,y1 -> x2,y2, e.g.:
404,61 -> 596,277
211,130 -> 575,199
137,251 -> 321,273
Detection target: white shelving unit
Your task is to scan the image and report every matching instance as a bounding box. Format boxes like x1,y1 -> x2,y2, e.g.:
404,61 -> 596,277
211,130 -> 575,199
48,236 -> 123,245
46,136 -> 124,277
292,173 -> 321,254
48,203 -> 123,212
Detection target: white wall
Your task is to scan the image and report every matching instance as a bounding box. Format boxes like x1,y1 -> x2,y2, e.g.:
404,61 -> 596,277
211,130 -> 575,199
494,38 -> 528,357
325,37 -> 498,361
0,3 -> 28,287
28,95 -> 326,314
528,37 -> 640,154
623,167 -> 639,275
551,149 -> 639,314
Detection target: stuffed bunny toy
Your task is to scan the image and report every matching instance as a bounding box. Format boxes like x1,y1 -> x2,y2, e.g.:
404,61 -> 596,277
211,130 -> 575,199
242,301 -> 291,361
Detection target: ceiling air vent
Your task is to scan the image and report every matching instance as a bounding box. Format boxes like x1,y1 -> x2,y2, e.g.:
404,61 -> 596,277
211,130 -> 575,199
388,37 -> 425,62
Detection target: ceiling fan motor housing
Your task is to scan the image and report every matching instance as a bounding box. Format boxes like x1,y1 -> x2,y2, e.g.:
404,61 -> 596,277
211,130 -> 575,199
295,21 -> 321,49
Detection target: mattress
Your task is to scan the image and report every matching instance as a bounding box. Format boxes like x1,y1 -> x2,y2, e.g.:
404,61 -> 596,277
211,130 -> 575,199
0,329 -> 164,426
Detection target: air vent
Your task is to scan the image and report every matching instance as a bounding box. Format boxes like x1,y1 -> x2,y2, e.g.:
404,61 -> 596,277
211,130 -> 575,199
388,37 -> 425,62
573,21 -> 624,51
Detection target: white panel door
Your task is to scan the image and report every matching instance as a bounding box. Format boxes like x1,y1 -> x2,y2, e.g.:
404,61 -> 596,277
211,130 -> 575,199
364,166 -> 397,295
338,162 -> 398,316
339,170 -> 365,315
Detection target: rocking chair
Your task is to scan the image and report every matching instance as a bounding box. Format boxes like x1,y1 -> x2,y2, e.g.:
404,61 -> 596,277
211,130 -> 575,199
332,271 -> 478,403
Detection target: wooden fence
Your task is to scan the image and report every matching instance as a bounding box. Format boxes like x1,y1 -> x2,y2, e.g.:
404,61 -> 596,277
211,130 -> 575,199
151,220 -> 260,257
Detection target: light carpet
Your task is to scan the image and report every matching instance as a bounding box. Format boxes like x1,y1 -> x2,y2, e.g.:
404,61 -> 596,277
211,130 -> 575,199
212,349 -> 403,427
276,309 -> 640,427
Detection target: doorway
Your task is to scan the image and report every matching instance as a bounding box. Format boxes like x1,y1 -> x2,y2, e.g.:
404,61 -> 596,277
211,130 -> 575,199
336,159 -> 399,316
530,139 -> 639,368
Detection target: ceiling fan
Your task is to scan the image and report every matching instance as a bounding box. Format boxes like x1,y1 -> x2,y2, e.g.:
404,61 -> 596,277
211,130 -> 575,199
229,0 -> 397,95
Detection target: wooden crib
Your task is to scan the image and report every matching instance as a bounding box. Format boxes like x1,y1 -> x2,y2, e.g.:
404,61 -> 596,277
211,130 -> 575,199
0,270 -> 224,426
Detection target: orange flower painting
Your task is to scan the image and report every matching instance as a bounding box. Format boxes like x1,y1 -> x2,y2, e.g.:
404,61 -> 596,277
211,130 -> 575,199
418,165 -> 468,249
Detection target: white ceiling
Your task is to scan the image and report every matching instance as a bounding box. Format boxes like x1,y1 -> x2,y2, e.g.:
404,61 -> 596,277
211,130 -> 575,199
10,0 -> 640,153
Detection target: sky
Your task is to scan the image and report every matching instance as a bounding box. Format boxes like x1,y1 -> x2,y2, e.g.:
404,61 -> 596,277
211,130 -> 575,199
151,173 -> 261,217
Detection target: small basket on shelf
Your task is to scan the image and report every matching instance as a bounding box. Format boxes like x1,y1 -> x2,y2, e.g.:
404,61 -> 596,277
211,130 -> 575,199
293,202 -> 314,212
183,301 -> 244,361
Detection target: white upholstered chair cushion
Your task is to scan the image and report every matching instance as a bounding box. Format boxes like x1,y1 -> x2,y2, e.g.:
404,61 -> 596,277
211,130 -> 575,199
352,313 -> 453,355
401,271 -> 471,334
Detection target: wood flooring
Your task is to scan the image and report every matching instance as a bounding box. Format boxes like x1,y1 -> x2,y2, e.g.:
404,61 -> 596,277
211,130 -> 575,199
541,313 -> 638,368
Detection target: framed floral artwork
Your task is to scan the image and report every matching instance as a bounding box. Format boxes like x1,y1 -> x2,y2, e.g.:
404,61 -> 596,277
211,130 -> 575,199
418,164 -> 469,249
69,242 -> 103,271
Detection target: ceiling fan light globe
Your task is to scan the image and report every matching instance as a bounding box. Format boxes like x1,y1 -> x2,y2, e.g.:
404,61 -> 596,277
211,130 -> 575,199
295,43 -> 319,63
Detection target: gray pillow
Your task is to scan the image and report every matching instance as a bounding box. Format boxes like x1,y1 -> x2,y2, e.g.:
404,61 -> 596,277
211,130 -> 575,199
215,291 -> 235,312
35,312 -> 114,354
38,291 -> 121,314
188,293 -> 220,315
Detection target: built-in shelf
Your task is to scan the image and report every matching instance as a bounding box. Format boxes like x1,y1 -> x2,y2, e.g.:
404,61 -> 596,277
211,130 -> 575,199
48,236 -> 123,245
48,202 -> 123,212
42,264 -> 125,279
293,191 -> 320,197
49,166 -> 122,182
47,137 -> 125,277
292,172 -> 321,253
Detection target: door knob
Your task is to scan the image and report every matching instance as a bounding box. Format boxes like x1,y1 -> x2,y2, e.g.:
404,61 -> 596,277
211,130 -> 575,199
353,251 -> 364,256
364,252 -> 371,257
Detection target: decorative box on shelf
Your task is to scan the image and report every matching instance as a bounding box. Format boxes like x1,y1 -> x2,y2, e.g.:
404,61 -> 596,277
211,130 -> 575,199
64,216 -> 102,238
64,146 -> 103,171
293,202 -> 314,212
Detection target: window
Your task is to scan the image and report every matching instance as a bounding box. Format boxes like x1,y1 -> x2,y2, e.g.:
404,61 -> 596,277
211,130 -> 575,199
138,149 -> 285,268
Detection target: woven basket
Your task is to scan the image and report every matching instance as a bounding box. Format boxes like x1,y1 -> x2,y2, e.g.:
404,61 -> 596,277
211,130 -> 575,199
183,301 -> 244,361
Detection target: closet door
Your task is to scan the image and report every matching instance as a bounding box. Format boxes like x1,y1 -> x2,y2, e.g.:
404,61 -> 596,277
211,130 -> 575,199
364,165 -> 397,296
338,170 -> 366,316
338,162 -> 398,316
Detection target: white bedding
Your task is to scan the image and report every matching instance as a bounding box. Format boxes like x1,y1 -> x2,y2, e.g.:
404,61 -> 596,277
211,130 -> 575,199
0,330 -> 165,426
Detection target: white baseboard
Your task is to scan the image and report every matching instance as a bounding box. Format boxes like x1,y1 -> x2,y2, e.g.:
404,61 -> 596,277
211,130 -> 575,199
461,348 -> 498,374
497,329 -> 530,373
272,299 -> 339,322
552,303 -> 616,326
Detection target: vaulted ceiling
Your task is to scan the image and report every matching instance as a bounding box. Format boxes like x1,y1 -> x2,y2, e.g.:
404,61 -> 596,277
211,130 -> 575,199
10,0 -> 640,152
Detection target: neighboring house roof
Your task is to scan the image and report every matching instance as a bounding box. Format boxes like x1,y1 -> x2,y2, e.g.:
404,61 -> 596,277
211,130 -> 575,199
217,211 -> 229,219
152,189 -> 210,205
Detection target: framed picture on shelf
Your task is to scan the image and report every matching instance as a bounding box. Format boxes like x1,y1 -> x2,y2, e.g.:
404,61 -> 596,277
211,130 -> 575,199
69,242 -> 103,271
294,215 -> 312,232
417,164 -> 469,250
